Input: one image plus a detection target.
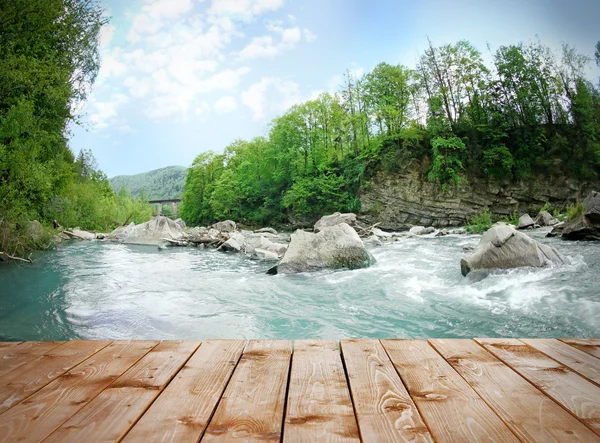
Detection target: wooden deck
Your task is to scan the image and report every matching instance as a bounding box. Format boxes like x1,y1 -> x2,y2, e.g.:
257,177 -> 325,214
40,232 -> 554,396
0,339 -> 599,442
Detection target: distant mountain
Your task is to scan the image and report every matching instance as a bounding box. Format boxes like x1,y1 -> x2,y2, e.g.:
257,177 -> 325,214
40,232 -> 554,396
109,166 -> 187,200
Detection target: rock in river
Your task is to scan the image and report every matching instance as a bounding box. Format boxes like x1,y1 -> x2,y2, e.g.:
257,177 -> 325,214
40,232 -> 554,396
267,223 -> 375,274
107,216 -> 185,245
461,224 -> 565,276
314,212 -> 357,232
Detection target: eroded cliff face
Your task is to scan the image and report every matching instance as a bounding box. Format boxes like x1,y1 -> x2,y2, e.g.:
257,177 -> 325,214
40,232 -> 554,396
358,167 -> 599,230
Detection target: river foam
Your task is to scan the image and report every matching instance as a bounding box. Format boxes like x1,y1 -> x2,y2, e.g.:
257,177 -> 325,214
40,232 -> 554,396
0,228 -> 598,340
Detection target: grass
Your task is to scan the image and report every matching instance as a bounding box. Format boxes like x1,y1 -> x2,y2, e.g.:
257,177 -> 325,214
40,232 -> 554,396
466,207 -> 493,233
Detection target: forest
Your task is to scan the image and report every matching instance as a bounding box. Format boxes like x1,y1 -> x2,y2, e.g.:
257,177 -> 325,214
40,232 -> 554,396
0,0 -> 152,255
181,39 -> 600,227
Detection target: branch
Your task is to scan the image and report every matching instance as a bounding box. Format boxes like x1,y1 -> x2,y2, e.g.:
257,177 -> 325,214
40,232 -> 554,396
0,252 -> 33,263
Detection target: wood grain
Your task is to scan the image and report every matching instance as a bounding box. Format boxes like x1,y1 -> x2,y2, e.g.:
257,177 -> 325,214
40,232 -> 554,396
0,340 -> 157,443
284,340 -> 359,442
0,342 -> 21,352
430,338 -> 600,442
123,340 -> 245,443
382,339 -> 520,443
0,340 -> 110,414
522,339 -> 600,386
559,339 -> 600,359
477,338 -> 600,435
340,339 -> 432,443
202,340 -> 291,442
43,340 -> 199,443
0,341 -> 64,378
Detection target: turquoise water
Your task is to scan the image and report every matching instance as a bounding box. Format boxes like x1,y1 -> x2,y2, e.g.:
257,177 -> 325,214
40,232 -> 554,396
0,228 -> 598,340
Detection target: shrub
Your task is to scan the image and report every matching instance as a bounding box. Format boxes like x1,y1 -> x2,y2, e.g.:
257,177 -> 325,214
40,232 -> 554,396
466,207 -> 493,233
565,203 -> 584,221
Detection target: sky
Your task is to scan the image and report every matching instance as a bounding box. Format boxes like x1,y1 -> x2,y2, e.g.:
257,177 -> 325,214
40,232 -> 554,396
70,0 -> 600,178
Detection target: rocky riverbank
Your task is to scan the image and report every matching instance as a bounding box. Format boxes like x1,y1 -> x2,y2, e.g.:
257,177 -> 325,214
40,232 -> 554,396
358,166 -> 600,230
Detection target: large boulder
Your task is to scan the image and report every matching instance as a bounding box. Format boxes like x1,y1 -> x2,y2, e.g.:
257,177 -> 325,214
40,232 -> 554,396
174,218 -> 186,230
220,232 -> 249,253
517,214 -> 535,229
211,220 -> 236,232
314,212 -> 357,232
534,211 -> 553,227
268,223 -> 375,274
461,224 -> 565,276
109,216 -> 185,245
583,191 -> 600,223
561,191 -> 600,240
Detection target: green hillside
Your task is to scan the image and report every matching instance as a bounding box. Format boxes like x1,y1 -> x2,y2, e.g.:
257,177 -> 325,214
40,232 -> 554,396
109,166 -> 187,200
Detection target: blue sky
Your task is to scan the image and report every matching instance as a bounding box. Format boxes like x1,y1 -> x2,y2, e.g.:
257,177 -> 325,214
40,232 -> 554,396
71,0 -> 600,177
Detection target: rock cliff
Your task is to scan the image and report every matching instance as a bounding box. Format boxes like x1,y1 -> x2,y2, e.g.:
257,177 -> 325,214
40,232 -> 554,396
358,167 -> 599,230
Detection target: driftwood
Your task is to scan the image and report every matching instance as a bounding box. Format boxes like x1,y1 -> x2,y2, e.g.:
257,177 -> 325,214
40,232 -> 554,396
161,238 -> 188,247
0,252 -> 33,263
354,222 -> 381,237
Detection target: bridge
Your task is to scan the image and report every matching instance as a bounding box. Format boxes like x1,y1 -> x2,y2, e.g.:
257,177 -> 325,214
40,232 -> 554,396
147,198 -> 181,216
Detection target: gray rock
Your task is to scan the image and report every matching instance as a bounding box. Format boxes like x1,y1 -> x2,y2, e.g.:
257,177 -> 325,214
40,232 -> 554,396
450,228 -> 467,235
562,215 -> 600,240
314,212 -> 357,232
461,225 -> 565,276
546,222 -> 566,237
583,190 -> 600,224
211,220 -> 236,232
436,229 -> 449,237
517,214 -> 535,229
268,223 -> 375,274
253,248 -> 280,261
410,226 -> 435,235
246,235 -> 287,256
220,232 -> 249,253
108,216 -> 185,245
534,211 -> 553,227
363,235 -> 383,248
72,229 -> 96,240
254,227 -> 278,235
174,218 -> 186,230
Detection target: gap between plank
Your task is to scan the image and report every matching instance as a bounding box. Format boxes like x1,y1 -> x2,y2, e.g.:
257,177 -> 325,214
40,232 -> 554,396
338,340 -> 364,443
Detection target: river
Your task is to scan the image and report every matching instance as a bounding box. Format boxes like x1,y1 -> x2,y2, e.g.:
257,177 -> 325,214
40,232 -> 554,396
0,228 -> 598,341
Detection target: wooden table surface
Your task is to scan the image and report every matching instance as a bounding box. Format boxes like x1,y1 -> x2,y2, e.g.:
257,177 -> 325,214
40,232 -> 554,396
0,338 -> 599,442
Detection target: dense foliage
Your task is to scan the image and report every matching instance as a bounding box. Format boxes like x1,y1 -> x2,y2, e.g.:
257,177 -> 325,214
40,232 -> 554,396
109,166 -> 187,200
182,38 -> 600,227
0,0 -> 152,255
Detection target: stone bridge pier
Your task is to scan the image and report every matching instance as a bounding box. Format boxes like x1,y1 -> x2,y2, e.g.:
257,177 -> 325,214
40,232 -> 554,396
147,199 -> 181,217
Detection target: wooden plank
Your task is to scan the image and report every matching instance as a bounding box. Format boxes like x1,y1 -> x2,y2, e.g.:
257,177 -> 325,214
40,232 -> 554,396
523,339 -> 600,386
284,340 -> 360,442
0,340 -> 110,414
340,339 -> 432,443
0,342 -> 21,352
477,338 -> 600,435
0,341 -> 64,378
559,339 -> 600,359
0,340 -> 158,443
382,339 -> 520,443
44,340 -> 200,443
202,340 -> 291,442
123,340 -> 245,443
430,339 -> 600,443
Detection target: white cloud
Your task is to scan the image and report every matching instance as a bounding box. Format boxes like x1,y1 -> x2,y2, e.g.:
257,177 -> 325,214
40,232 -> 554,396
303,28 -> 317,43
238,26 -> 302,60
208,0 -> 284,19
88,94 -> 130,129
241,77 -> 303,120
214,96 -> 238,114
